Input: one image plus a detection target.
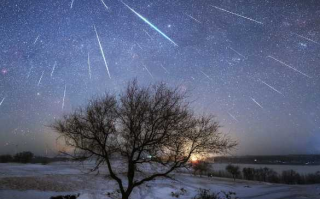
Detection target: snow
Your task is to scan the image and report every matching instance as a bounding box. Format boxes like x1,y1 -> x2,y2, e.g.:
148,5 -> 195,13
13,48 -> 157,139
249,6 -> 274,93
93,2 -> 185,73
0,162 -> 320,199
0,190 -> 78,199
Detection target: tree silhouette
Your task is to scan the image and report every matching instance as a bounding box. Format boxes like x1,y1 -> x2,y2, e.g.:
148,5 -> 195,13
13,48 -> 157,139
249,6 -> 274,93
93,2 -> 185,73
52,80 -> 236,199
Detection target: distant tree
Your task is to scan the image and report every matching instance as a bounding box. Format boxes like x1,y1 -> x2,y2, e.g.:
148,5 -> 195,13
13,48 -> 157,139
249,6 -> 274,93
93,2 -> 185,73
51,80 -> 237,199
265,168 -> 279,183
282,170 -> 300,184
14,151 -> 34,163
193,161 -> 211,177
255,167 -> 276,182
226,164 -> 240,181
242,167 -> 255,180
0,154 -> 13,163
305,171 -> 320,184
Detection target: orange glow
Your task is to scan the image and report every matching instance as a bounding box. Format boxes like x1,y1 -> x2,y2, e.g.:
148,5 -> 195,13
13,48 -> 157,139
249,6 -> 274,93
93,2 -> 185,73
191,156 -> 198,162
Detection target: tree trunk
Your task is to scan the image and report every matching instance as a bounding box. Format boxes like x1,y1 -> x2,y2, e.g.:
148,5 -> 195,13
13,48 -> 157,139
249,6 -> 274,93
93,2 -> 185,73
121,186 -> 134,199
122,194 -> 129,199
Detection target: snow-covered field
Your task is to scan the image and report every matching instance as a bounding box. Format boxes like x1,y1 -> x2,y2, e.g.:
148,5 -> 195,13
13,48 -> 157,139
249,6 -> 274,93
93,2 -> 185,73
0,162 -> 320,199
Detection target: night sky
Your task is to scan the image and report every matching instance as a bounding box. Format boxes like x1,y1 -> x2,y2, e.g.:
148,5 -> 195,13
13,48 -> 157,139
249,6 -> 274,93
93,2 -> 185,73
1,0 -> 320,156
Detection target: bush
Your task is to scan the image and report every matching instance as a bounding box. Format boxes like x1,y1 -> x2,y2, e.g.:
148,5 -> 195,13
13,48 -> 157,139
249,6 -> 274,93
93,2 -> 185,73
255,167 -> 276,182
171,188 -> 187,198
50,194 -> 80,199
193,189 -> 238,199
14,151 -> 34,163
267,170 -> 280,183
282,170 -> 300,184
193,161 -> 211,177
226,165 -> 240,181
242,167 -> 255,180
0,155 -> 13,163
305,171 -> 320,184
208,170 -> 233,179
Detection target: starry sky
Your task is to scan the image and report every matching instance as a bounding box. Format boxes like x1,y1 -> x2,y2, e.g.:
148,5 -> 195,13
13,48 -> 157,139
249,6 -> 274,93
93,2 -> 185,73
1,0 -> 320,156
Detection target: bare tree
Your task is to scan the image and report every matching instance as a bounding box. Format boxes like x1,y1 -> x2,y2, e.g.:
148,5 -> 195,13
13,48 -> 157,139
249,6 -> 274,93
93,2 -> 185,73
226,164 -> 241,181
51,80 -> 236,199
193,161 -> 211,177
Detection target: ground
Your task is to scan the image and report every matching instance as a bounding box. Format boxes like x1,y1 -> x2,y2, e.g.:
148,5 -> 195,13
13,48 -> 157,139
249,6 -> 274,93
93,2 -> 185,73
0,162 -> 319,199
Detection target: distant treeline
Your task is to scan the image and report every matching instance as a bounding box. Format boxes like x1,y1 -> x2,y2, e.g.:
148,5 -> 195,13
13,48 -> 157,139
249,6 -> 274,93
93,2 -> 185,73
212,154 -> 320,165
211,164 -> 320,185
0,151 -> 69,164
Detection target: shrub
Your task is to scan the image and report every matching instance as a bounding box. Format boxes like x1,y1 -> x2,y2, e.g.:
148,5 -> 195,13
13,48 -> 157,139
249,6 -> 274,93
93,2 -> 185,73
193,161 -> 211,177
305,171 -> 320,184
193,189 -> 238,199
226,165 -> 240,181
254,167 -> 278,182
242,168 -> 255,180
267,170 -> 280,183
208,171 -> 233,179
14,151 -> 34,163
282,170 -> 300,184
171,188 -> 187,198
50,194 -> 80,199
0,155 -> 13,163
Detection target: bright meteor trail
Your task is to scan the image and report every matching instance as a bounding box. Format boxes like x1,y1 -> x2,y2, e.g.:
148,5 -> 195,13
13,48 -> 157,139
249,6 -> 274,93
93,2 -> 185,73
37,71 -> 44,86
33,35 -> 40,45
62,85 -> 67,111
210,5 -> 263,25
185,14 -> 202,24
50,61 -> 57,77
228,112 -> 239,122
70,0 -> 75,9
121,1 -> 178,46
100,0 -> 109,10
293,33 -> 319,45
259,79 -> 283,95
93,25 -> 111,79
251,97 -> 264,109
267,56 -> 311,78
0,97 -> 5,107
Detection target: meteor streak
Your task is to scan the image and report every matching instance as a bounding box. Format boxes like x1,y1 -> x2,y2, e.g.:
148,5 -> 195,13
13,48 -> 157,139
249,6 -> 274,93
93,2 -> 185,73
37,71 -> 44,86
70,0 -> 75,9
160,64 -> 169,73
200,71 -> 213,81
0,97 -> 5,106
259,79 -> 283,95
121,1 -> 178,46
228,47 -> 246,59
94,25 -> 111,79
100,0 -> 109,10
267,56 -> 311,78
293,33 -> 319,45
62,85 -> 67,111
228,112 -> 239,122
210,5 -> 263,25
27,66 -> 33,78
251,97 -> 264,109
143,65 -> 154,79
143,29 -> 153,40
185,14 -> 202,24
88,52 -> 92,79
50,61 -> 57,77
136,42 -> 143,50
34,35 -> 40,45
